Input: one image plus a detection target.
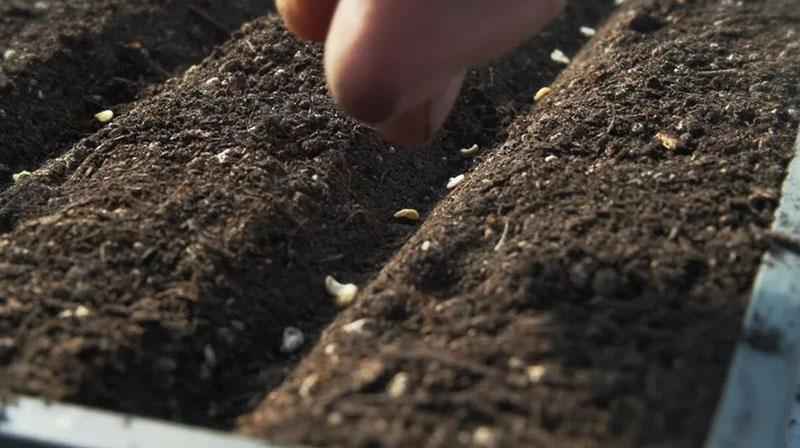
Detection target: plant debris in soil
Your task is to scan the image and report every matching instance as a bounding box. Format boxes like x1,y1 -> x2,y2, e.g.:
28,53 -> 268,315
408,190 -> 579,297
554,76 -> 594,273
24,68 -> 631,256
240,0 -> 800,447
0,0 -> 615,431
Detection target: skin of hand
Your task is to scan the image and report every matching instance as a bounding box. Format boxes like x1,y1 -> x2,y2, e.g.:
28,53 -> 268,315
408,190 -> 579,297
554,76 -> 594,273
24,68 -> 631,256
276,0 -> 566,146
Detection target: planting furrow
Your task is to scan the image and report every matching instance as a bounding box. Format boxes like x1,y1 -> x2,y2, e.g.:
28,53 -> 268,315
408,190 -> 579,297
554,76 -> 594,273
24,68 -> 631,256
241,0 -> 800,446
0,2 -> 614,429
0,0 -> 273,188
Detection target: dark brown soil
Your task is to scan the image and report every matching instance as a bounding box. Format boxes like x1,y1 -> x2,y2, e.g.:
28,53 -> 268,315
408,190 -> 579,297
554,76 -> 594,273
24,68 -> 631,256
1,0 -> 798,446
240,1 -> 800,447
0,0 -> 614,430
0,0 -> 273,186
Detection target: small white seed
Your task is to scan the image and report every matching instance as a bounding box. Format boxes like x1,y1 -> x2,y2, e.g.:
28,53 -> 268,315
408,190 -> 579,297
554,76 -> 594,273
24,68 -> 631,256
94,110 -> 114,123
325,275 -> 358,307
387,372 -> 410,398
215,148 -> 233,163
550,49 -> 571,65
534,86 -> 553,102
394,208 -> 420,221
459,144 -> 479,156
580,26 -> 597,37
74,305 -> 91,318
281,326 -> 305,354
12,170 -> 32,183
342,318 -> 375,335
447,174 -> 465,190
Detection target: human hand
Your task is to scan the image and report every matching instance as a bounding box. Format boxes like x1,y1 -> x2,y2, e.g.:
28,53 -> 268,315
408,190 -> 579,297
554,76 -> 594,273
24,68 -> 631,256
277,0 -> 566,146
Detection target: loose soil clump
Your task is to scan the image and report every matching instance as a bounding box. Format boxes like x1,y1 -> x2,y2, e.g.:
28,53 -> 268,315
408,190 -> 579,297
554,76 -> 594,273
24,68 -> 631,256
241,0 -> 800,447
0,1 -> 614,430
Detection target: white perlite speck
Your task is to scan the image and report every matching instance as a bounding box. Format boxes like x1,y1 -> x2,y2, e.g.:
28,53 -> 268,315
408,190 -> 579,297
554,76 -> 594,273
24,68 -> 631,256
280,327 -> 305,354
580,26 -> 597,37
342,318 -> 375,335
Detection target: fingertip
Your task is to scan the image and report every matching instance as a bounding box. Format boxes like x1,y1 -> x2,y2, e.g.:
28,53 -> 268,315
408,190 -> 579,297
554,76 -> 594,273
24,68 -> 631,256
325,38 -> 400,124
375,103 -> 431,147
376,73 -> 465,147
276,0 -> 338,42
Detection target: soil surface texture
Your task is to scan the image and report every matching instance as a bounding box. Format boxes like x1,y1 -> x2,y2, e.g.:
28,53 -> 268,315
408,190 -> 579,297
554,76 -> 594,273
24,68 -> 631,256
0,0 -> 798,447
0,0 -> 273,187
0,0 -> 614,431
241,0 -> 800,447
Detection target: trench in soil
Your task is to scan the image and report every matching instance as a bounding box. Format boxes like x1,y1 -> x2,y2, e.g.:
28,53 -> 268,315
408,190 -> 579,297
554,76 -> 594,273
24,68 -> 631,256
0,0 -> 616,431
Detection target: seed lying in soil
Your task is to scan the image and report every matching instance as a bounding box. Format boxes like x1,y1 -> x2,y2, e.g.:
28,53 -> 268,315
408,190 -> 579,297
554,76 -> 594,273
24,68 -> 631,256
460,144 -> 480,156
545,155 -> 558,162
655,132 -> 680,151
580,26 -> 597,37
550,49 -> 571,65
393,209 -> 420,221
447,174 -> 465,190
325,275 -> 359,307
341,318 -> 375,335
12,170 -> 32,183
280,327 -> 305,354
534,86 -> 553,102
94,110 -> 114,123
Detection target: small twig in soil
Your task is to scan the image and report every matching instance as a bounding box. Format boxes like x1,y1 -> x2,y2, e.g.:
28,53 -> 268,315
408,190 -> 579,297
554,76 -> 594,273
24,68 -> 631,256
695,68 -> 740,77
494,219 -> 510,251
764,230 -> 800,254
